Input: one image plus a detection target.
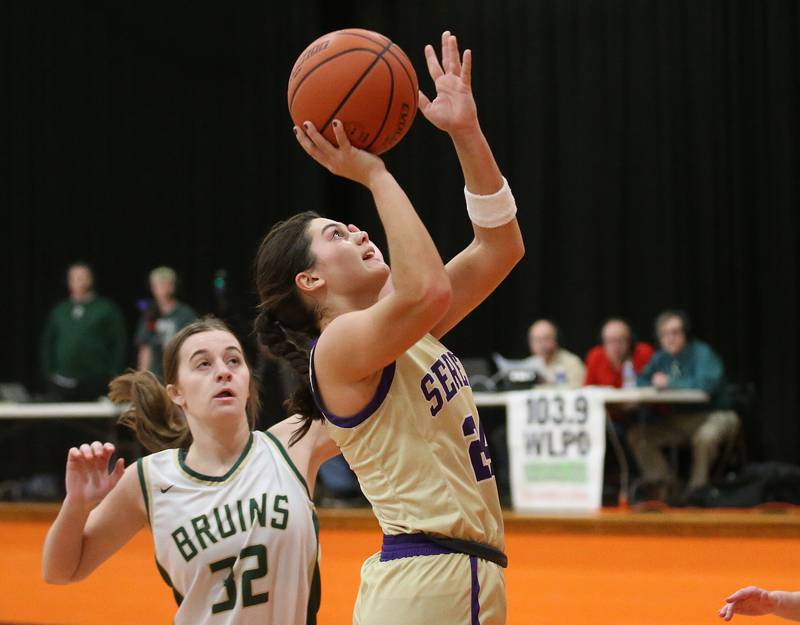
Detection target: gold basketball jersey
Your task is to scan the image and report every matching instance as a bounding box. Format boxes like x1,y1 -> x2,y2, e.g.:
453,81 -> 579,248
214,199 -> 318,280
311,334 -> 504,551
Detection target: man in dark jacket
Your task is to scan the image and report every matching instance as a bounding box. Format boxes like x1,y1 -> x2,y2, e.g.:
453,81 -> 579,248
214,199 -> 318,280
627,310 -> 739,494
41,262 -> 127,400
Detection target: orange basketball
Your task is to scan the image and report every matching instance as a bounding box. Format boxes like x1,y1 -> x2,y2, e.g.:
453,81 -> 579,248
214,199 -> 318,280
288,29 -> 418,155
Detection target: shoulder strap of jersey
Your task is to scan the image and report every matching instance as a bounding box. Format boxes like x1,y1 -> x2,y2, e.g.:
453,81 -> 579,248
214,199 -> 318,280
261,431 -> 311,500
136,456 -> 152,526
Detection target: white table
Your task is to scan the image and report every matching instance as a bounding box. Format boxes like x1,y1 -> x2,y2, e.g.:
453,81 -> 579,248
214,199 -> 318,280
0,401 -> 125,450
0,401 -> 122,420
0,388 -> 706,420
473,386 -> 709,511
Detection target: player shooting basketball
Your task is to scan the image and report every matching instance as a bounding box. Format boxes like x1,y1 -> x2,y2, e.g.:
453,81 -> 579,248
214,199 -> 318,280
255,31 -> 523,624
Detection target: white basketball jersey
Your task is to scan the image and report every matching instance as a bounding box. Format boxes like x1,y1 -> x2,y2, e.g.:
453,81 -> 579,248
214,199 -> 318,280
137,431 -> 319,625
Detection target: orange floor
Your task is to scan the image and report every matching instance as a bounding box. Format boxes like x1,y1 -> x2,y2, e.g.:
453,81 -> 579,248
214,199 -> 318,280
1,519 -> 796,625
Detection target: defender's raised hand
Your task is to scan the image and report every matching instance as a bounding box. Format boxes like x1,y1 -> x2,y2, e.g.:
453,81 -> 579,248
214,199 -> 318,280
64,442 -> 125,510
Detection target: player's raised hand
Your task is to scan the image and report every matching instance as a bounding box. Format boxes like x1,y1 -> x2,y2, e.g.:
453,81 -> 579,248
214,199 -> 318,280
64,442 -> 125,510
419,31 -> 478,135
719,586 -> 777,620
294,119 -> 386,188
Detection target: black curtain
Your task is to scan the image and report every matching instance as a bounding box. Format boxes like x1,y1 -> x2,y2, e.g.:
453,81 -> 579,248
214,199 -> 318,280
2,1 -> 798,461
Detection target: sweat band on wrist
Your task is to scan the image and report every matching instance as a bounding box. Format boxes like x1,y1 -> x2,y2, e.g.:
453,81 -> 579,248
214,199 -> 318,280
464,177 -> 517,228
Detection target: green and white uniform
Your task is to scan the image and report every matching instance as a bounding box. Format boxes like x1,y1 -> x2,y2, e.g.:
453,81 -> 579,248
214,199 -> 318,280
137,431 -> 320,625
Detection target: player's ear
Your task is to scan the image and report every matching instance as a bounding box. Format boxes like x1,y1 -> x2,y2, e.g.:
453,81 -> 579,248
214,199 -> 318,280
166,383 -> 185,409
295,271 -> 325,295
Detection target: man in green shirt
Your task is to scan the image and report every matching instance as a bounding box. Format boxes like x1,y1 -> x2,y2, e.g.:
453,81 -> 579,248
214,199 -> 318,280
135,266 -> 197,381
41,263 -> 127,401
627,310 -> 740,496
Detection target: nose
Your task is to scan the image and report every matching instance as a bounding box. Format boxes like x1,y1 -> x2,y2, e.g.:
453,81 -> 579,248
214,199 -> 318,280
347,224 -> 369,245
216,363 -> 233,383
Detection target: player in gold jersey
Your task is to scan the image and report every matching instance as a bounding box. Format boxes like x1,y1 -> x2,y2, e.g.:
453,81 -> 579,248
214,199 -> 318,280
254,31 -> 524,624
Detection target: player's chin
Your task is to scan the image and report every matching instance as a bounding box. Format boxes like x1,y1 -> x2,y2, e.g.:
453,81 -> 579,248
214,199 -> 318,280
349,261 -> 387,283
209,399 -> 244,417
363,258 -> 389,274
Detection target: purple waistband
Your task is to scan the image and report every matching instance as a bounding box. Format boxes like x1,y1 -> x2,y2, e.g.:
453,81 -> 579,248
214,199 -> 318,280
380,533 -> 455,561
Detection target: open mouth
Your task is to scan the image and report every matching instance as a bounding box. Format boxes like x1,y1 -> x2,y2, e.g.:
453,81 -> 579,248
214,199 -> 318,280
362,248 -> 376,261
214,389 -> 236,399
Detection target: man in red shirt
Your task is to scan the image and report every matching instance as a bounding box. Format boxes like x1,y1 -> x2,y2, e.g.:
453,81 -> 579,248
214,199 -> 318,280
584,318 -> 655,387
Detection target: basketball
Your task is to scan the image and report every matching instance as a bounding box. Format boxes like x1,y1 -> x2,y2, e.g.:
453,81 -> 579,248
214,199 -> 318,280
288,29 -> 418,155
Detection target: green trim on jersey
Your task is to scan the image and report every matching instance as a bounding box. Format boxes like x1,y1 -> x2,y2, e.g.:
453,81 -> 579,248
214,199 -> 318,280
260,431 -> 319,623
263,431 -> 310,498
176,432 -> 255,485
306,509 -> 320,625
306,562 -> 320,625
136,458 -> 151,524
155,557 -> 184,606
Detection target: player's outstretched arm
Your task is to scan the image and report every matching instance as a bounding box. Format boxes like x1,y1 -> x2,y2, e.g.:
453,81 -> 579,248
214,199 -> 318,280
720,586 -> 800,621
294,120 -> 452,384
419,31 -> 524,339
42,442 -> 145,584
268,416 -> 340,496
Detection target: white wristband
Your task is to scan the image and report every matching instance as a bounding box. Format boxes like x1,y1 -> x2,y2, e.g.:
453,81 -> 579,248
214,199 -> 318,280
464,177 -> 517,228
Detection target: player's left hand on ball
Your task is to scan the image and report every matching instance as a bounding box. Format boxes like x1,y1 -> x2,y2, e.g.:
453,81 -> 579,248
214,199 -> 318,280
419,30 -> 479,135
294,120 -> 386,187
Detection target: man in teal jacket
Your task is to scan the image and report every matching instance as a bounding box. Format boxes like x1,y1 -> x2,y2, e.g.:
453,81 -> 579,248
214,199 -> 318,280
41,263 -> 127,401
627,310 -> 739,496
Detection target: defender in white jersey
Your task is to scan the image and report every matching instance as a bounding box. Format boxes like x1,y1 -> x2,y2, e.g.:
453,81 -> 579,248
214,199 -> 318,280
254,32 -> 524,624
140,431 -> 317,624
43,318 -> 340,625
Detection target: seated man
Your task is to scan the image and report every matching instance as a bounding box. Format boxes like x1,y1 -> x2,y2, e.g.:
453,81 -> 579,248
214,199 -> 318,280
525,319 -> 585,387
585,318 -> 655,387
627,310 -> 739,495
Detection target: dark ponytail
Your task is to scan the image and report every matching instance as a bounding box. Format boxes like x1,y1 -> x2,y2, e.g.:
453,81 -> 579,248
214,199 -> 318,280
254,211 -> 324,445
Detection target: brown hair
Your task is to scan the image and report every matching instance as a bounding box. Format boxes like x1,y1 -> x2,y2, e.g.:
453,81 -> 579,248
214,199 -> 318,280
110,317 -> 260,452
654,309 -> 692,338
253,211 -> 323,445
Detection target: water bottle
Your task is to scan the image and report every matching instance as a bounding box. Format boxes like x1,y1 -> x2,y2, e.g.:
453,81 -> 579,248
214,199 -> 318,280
622,359 -> 636,388
554,365 -> 567,386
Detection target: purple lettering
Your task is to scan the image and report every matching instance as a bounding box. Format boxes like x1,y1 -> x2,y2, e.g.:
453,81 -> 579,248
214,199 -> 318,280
432,359 -> 457,402
444,352 -> 468,388
421,373 -> 443,417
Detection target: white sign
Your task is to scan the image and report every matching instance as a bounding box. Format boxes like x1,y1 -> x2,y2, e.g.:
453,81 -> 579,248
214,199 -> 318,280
506,388 -> 607,512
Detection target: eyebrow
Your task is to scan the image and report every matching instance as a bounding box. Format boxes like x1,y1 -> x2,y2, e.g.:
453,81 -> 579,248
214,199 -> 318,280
321,222 -> 345,236
189,346 -> 243,360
